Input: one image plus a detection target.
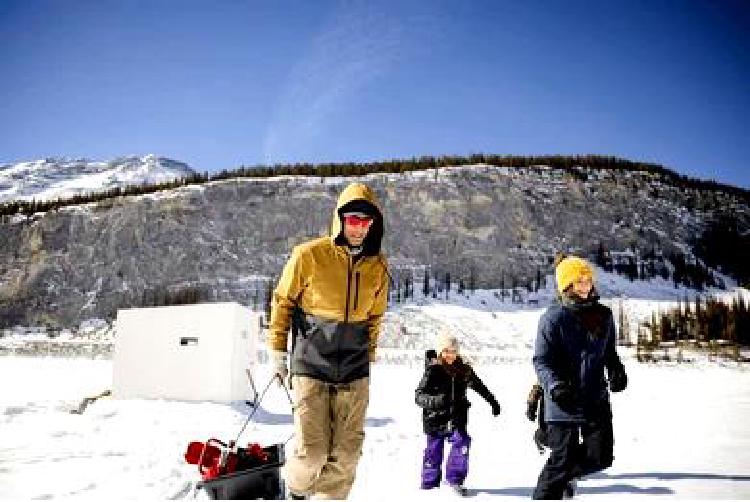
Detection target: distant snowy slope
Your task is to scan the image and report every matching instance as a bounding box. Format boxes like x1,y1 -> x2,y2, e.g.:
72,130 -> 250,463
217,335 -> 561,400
0,154 -> 196,203
376,265 -> 745,361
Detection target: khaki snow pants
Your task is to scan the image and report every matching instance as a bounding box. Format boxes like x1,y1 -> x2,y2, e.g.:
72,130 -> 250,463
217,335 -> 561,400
285,375 -> 369,499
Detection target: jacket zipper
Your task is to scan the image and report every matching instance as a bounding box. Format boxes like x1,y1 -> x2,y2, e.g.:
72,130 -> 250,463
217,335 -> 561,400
450,375 -> 455,419
354,272 -> 360,311
336,255 -> 353,382
344,256 -> 353,323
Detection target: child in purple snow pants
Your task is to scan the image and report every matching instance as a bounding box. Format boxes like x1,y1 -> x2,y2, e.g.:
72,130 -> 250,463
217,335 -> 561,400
422,429 -> 472,488
415,332 -> 501,490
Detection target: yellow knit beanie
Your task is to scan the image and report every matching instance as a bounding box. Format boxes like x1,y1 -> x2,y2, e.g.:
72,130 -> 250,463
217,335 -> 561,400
555,255 -> 594,294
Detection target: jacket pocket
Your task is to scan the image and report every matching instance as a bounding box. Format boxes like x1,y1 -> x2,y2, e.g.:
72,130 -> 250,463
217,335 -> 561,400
295,318 -> 323,359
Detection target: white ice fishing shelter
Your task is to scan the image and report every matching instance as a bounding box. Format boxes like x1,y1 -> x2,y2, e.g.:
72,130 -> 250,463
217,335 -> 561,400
113,302 -> 258,401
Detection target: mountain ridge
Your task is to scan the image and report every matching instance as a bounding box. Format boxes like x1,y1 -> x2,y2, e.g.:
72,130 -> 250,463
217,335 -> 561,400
1,154 -> 747,217
0,154 -> 195,204
0,157 -> 748,329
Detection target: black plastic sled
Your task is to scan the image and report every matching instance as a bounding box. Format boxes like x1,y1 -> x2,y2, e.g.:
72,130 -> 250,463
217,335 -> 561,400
196,443 -> 286,500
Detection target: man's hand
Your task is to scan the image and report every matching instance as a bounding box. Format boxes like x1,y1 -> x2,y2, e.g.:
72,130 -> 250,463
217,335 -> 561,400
270,350 -> 288,382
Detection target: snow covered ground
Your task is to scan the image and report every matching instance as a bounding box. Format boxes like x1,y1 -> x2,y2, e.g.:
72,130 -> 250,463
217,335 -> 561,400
2,351 -> 749,499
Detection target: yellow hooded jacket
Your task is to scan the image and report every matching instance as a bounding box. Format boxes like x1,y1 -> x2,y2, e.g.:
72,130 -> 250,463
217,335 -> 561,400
268,182 -> 389,383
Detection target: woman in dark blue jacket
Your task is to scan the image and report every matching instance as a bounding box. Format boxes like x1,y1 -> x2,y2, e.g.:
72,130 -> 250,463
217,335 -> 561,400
532,254 -> 628,499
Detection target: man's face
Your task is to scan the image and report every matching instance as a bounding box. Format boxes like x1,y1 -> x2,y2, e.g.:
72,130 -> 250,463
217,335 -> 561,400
342,214 -> 373,247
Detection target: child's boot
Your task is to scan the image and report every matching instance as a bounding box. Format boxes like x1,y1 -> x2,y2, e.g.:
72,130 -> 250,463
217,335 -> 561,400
451,484 -> 468,497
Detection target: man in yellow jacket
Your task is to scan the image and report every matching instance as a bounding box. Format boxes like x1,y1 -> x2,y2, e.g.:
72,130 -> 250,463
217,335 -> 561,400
267,182 -> 389,499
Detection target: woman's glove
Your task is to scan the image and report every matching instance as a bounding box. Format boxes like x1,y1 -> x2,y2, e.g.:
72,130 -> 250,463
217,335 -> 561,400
609,365 -> 628,393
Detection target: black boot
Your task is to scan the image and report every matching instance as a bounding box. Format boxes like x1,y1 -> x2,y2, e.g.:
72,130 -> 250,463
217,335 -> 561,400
562,478 -> 577,499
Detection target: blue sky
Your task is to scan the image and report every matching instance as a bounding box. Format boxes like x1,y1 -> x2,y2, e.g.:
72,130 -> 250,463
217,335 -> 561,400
1,0 -> 748,187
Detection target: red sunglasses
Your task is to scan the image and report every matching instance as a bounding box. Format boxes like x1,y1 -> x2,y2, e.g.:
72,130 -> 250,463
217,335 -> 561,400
343,215 -> 374,228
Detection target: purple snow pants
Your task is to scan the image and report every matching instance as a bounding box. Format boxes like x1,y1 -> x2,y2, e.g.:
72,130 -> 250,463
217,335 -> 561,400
421,429 -> 472,489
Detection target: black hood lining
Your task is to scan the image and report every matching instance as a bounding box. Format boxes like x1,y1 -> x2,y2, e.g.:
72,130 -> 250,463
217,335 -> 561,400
334,199 -> 384,256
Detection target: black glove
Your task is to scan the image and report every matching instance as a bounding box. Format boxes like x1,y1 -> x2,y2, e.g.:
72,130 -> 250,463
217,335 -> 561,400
525,400 -> 537,422
609,365 -> 628,393
491,401 -> 502,416
551,383 -> 576,411
533,427 -> 549,453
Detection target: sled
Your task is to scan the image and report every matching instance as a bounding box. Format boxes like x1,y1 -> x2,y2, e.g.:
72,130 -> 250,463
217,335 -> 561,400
185,439 -> 286,500
184,374 -> 293,500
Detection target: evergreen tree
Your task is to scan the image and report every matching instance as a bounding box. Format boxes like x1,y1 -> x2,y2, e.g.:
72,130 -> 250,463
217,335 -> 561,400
659,312 -> 673,342
500,272 -> 505,302
694,214 -> 750,287
595,242 -> 612,271
650,311 -> 659,342
627,257 -> 638,282
618,302 -> 629,345
694,295 -> 703,341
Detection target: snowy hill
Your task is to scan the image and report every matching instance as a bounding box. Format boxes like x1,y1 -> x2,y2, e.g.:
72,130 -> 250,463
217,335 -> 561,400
0,154 -> 196,203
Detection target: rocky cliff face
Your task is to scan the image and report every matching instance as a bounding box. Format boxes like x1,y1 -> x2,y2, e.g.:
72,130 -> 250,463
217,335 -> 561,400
1,164 -> 747,328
